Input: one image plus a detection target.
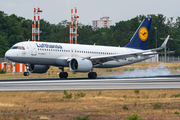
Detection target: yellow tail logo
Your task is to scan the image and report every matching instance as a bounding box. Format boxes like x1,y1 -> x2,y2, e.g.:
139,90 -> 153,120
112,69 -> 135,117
139,27 -> 148,41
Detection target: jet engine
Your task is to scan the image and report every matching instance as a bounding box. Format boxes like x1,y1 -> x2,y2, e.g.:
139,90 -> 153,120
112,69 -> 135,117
29,64 -> 49,73
69,58 -> 93,72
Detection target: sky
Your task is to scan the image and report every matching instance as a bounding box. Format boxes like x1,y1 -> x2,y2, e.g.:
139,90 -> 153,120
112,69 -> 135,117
0,0 -> 180,25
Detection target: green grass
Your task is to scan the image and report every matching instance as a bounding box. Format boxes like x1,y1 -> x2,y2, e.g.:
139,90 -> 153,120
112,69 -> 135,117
122,105 -> 128,110
0,68 -> 6,74
152,103 -> 161,109
170,94 -> 180,98
74,92 -> 86,98
63,90 -> 72,99
76,115 -> 90,120
174,111 -> 179,114
124,114 -> 142,120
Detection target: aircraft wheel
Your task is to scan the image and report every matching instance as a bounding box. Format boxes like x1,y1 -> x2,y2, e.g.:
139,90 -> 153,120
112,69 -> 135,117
59,72 -> 68,79
88,72 -> 92,79
92,72 -> 97,79
59,72 -> 64,79
64,72 -> 68,79
88,72 -> 97,79
23,72 -> 29,76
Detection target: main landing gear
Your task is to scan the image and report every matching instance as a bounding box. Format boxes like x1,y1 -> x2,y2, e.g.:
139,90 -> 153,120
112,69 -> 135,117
59,67 -> 68,79
59,72 -> 68,79
88,68 -> 97,79
58,67 -> 97,79
23,64 -> 29,76
88,72 -> 97,79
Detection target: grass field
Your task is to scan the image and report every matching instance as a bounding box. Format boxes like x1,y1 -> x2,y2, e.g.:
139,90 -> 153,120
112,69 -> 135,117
0,63 -> 180,119
0,62 -> 180,79
0,90 -> 180,119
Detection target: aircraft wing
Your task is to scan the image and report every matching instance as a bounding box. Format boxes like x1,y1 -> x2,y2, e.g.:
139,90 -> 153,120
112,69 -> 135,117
88,35 -> 172,65
88,51 -> 145,64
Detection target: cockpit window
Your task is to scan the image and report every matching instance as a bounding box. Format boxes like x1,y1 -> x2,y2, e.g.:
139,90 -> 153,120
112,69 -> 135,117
11,46 -> 25,50
11,46 -> 18,49
18,46 -> 25,50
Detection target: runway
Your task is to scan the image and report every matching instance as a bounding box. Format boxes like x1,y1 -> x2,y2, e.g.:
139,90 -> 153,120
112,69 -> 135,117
0,75 -> 180,91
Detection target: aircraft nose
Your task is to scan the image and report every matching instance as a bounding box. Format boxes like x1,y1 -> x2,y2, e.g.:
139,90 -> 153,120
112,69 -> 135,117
5,50 -> 11,59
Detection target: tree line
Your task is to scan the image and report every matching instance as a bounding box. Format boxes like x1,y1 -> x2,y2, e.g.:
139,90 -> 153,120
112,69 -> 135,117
0,10 -> 180,57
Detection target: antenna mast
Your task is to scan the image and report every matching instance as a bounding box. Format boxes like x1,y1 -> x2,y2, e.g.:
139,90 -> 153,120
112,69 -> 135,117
32,7 -> 42,42
70,7 -> 79,44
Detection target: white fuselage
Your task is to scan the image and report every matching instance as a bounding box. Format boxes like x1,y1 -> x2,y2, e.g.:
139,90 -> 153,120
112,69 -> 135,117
5,41 -> 153,68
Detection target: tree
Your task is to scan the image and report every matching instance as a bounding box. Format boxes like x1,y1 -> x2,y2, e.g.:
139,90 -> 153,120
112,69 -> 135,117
0,31 -> 9,57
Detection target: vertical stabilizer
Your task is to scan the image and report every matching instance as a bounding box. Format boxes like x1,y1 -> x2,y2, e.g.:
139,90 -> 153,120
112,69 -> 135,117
125,18 -> 152,50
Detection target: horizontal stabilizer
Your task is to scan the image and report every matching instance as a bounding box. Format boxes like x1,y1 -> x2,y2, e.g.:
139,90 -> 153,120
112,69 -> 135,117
143,50 -> 175,56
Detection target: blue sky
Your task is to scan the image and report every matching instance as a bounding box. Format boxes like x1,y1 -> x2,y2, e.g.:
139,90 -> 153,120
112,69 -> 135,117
0,0 -> 180,25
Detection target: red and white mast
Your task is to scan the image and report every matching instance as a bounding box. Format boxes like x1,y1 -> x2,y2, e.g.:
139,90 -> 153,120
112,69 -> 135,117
32,7 -> 42,42
70,9 -> 73,44
74,7 -> 78,44
37,8 -> 42,42
70,7 -> 79,44
32,8 -> 36,41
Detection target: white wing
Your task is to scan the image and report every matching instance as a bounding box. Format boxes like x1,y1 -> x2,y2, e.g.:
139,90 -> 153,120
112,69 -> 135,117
88,35 -> 171,64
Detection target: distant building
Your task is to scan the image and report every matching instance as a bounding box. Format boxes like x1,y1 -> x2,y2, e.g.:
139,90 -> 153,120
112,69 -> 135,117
92,16 -> 112,30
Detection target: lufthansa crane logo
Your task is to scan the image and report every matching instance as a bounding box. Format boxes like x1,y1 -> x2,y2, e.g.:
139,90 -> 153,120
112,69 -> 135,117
139,27 -> 148,41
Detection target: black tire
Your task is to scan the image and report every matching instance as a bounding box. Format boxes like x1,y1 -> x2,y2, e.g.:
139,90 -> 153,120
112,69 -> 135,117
26,72 -> 29,76
23,72 -> 29,76
88,72 -> 97,79
23,72 -> 26,76
59,72 -> 64,79
59,72 -> 68,79
64,72 -> 68,79
88,72 -> 92,79
92,72 -> 97,79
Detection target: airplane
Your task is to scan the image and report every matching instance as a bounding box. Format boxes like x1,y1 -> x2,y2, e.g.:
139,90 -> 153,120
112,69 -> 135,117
5,18 -> 173,79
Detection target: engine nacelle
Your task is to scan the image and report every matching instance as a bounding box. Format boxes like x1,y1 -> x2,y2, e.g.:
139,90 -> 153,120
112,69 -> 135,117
29,64 -> 49,73
69,58 -> 93,72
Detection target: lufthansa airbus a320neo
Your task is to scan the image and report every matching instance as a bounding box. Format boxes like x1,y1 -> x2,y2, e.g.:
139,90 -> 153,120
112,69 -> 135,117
5,18 -> 171,79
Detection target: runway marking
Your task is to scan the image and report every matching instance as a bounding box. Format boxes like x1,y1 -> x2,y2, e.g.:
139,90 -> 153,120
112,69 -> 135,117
0,77 -> 179,85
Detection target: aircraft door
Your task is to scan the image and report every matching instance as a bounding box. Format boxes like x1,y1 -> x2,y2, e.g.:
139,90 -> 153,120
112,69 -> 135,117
71,49 -> 77,57
30,43 -> 37,56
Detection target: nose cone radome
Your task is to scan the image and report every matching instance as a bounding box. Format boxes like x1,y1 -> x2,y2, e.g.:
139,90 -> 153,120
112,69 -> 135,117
5,50 -> 12,60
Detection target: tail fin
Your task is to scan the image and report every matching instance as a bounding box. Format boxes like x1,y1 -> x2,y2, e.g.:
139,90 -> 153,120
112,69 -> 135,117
125,18 -> 152,50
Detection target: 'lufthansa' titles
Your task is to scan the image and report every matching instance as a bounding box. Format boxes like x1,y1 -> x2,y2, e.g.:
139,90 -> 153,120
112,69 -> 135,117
36,43 -> 63,49
139,27 -> 148,41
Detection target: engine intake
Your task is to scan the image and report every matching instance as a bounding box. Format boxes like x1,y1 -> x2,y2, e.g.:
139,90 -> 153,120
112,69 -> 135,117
70,58 -> 93,72
29,64 -> 49,73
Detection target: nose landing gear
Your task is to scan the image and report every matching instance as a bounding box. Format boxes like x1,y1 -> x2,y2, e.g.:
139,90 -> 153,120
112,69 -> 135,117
23,63 -> 29,76
23,72 -> 29,76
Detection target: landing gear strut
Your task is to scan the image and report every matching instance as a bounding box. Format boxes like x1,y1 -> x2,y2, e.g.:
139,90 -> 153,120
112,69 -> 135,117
88,72 -> 97,79
23,63 -> 29,76
59,67 -> 68,79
